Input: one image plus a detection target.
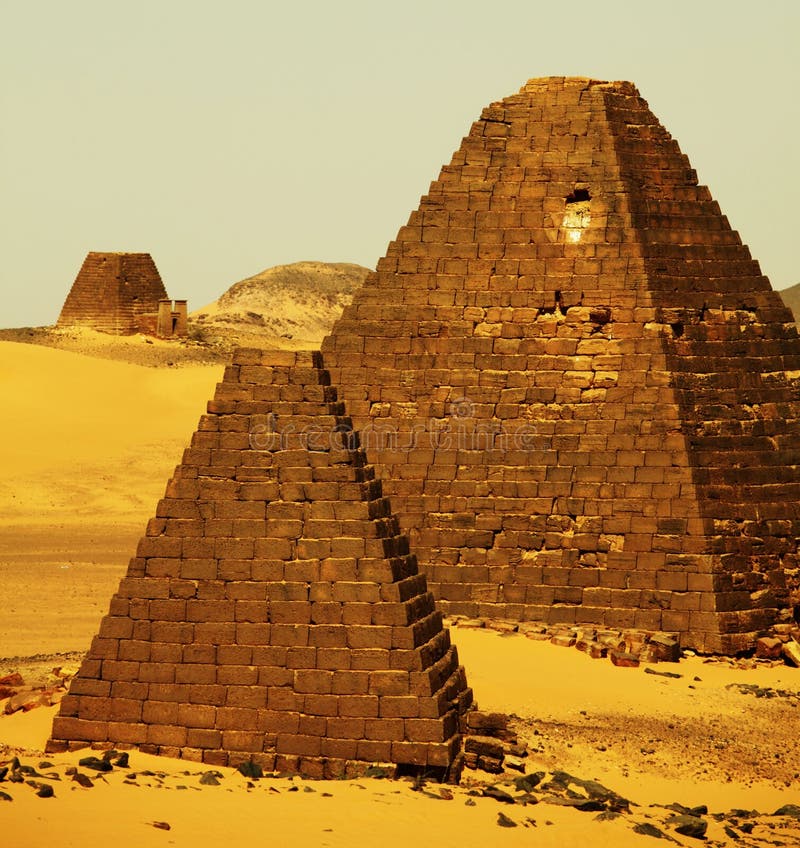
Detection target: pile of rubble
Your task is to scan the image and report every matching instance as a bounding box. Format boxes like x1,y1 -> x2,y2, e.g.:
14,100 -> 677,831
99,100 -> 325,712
0,668 -> 75,716
448,616 -> 800,668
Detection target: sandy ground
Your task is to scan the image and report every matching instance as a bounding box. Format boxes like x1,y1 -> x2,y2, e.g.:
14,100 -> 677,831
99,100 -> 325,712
1,338 -> 799,847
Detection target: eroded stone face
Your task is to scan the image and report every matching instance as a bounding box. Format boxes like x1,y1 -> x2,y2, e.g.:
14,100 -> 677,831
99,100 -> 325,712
321,76 -> 800,653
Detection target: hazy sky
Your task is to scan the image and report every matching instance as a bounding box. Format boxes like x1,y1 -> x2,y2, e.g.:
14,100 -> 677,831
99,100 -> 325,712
1,0 -> 798,328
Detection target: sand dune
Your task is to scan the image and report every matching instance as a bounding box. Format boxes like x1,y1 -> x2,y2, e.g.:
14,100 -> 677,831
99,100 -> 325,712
0,340 -> 222,525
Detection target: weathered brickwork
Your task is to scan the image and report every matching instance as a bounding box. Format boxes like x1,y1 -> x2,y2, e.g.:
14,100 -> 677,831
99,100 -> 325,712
321,77 -> 800,653
57,252 -> 187,338
48,349 -> 472,775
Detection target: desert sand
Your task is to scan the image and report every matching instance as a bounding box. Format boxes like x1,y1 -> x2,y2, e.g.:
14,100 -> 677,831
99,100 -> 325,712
1,339 -> 799,847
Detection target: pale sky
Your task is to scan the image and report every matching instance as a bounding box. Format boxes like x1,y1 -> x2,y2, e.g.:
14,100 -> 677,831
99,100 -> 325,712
1,0 -> 798,328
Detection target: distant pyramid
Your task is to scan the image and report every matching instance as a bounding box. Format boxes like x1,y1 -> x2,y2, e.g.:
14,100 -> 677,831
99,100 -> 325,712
57,252 -> 186,337
49,350 -> 471,776
321,76 -> 800,653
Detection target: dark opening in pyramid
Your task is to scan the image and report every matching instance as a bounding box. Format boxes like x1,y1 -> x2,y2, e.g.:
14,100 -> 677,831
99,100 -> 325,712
321,76 -> 800,654
48,350 -> 472,776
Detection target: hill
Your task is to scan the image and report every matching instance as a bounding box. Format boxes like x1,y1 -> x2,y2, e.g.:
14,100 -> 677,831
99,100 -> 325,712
190,260 -> 370,349
777,282 -> 800,322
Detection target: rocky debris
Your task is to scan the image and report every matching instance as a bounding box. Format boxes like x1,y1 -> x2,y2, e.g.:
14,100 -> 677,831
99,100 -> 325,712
496,811 -> 517,827
237,761 -> 264,780
648,635 -> 681,663
610,650 -> 640,668
667,813 -> 707,839
644,668 -> 682,680
783,640 -> 800,667
513,772 -> 544,793
725,683 -> 800,704
28,781 -> 54,798
464,737 -> 505,774
756,636 -> 784,659
151,822 -> 171,831
0,665 -> 77,715
633,822 -> 677,841
449,616 -> 800,668
775,804 -> 800,818
461,710 -> 525,774
481,785 -> 516,804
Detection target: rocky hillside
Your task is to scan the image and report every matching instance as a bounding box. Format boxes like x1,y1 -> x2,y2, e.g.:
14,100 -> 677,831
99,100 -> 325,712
778,283 -> 800,323
190,261 -> 371,349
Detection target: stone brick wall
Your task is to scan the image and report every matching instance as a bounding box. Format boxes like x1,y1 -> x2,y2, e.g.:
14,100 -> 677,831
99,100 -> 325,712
320,77 -> 800,653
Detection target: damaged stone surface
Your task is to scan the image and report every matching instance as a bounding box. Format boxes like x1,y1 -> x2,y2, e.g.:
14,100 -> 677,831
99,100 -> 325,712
321,76 -> 800,654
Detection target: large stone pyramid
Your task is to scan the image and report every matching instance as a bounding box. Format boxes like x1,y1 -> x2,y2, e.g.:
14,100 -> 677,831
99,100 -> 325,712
49,350 -> 471,776
321,77 -> 800,653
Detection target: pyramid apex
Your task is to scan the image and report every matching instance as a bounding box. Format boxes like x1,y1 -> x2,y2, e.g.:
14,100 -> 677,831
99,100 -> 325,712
520,76 -> 640,96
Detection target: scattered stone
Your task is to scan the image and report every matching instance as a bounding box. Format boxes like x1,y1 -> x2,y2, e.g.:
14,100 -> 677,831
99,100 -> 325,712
648,635 -> 681,663
514,772 -> 545,793
756,636 -> 784,660
364,766 -> 390,779
465,736 -> 504,761
237,761 -> 263,780
0,790 -> 11,801
0,673 -> 24,687
151,822 -> 171,831
782,641 -> 800,667
668,814 -> 707,839
110,751 -> 129,768
504,757 -> 526,773
633,822 -> 674,840
487,620 -> 518,634
457,619 -> 485,629
71,772 -> 94,788
28,781 -> 54,798
482,786 -> 516,804
79,756 -> 112,772
466,711 -> 511,737
587,642 -> 608,659
545,795 -> 604,812
723,825 -> 740,840
497,811 -> 517,827
199,772 -> 221,786
644,668 -> 682,680
465,798 -> 476,807
610,650 -> 640,668
774,804 -> 800,818
666,803 -> 707,817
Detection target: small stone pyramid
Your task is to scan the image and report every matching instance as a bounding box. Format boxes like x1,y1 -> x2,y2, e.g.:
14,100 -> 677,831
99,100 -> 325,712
57,252 -> 170,335
48,350 -> 471,777
321,76 -> 800,653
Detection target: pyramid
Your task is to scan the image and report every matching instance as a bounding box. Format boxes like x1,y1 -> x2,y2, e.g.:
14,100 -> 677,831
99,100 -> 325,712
57,252 -> 186,337
321,77 -> 800,654
48,350 -> 471,776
